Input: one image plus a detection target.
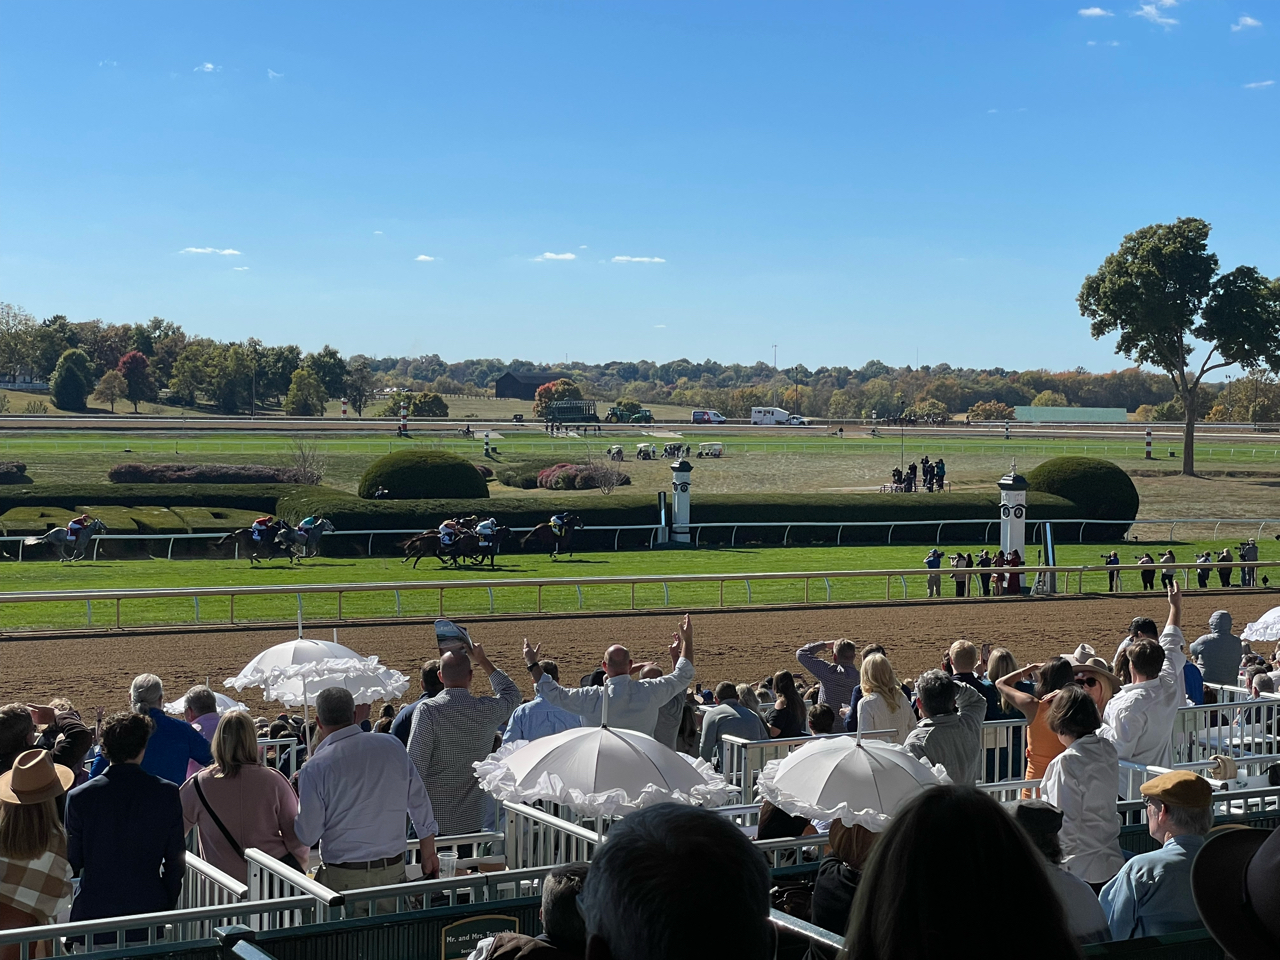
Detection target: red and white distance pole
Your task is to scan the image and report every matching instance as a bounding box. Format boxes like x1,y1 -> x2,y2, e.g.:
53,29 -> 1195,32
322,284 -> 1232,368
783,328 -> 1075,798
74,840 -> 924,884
400,401 -> 408,434
341,398 -> 348,418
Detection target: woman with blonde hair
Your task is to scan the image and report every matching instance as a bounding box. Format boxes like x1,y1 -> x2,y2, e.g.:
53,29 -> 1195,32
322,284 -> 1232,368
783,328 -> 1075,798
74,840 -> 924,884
0,749 -> 74,959
855,654 -> 915,744
735,684 -> 762,718
178,711 -> 308,882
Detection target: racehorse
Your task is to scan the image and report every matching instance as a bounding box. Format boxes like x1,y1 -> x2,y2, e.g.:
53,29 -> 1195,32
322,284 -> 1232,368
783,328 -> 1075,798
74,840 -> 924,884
400,529 -> 477,568
25,519 -> 108,562
521,515 -> 584,559
276,519 -> 334,560
218,521 -> 294,563
472,525 -> 510,567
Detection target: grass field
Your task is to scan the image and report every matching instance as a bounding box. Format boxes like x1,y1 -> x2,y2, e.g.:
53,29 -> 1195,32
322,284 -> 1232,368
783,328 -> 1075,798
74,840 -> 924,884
2,538 -> 1275,632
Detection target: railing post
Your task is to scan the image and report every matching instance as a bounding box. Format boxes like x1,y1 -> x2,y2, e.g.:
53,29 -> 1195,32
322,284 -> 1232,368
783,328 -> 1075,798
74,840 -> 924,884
394,590 -> 401,617
229,595 -> 235,624
337,592 -> 342,620
116,597 -> 121,628
168,536 -> 176,561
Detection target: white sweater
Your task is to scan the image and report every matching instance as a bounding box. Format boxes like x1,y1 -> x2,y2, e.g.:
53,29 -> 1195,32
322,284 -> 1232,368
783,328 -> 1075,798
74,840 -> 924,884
856,690 -> 917,744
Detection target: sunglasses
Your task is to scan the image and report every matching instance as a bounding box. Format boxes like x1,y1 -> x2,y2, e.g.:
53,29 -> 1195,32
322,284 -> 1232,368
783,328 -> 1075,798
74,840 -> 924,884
1075,674 -> 1101,688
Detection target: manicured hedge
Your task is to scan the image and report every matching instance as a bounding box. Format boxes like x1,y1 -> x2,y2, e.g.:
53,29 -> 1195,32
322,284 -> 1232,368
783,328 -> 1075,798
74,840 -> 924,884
0,483 -> 308,514
108,463 -> 306,484
358,450 -> 490,500
1026,457 -> 1139,520
0,462 -> 31,485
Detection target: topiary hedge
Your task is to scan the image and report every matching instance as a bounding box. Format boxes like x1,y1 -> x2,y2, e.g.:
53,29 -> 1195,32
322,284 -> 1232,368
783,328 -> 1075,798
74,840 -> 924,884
108,463 -> 307,484
1026,457 -> 1138,541
357,450 -> 489,500
0,483 -> 307,514
0,462 -> 31,485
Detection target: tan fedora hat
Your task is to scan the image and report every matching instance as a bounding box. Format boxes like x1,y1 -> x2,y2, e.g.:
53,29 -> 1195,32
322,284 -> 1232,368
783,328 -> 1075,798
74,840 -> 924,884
1061,644 -> 1122,695
0,749 -> 75,805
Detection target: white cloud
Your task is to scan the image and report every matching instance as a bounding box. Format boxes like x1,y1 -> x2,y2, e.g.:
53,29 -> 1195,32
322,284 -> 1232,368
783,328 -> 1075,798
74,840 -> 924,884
1232,16 -> 1262,31
579,245 -> 588,249
233,266 -> 250,271
194,62 -> 220,72
1133,3 -> 1178,26
1105,39 -> 1121,45
414,254 -> 435,261
267,68 -> 283,79
1244,79 -> 1275,88
1087,39 -> 1098,44
988,107 -> 999,112
611,255 -> 666,263
1079,7 -> 1113,16
532,252 -> 576,261
374,230 -> 383,235
98,60 -> 117,67
654,324 -> 667,328
180,247 -> 241,255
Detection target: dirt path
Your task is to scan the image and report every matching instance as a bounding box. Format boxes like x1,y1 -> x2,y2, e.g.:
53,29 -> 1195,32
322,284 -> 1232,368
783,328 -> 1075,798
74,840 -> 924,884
4,591 -> 1276,716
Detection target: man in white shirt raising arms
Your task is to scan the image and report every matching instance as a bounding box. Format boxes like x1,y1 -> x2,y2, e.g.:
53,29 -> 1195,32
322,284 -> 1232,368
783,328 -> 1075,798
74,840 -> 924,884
1100,583 -> 1187,780
523,615 -> 695,738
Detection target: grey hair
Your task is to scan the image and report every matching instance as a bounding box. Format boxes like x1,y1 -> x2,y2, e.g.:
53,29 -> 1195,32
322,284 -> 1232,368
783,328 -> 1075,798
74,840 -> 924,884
130,674 -> 164,713
580,804 -> 773,960
315,686 -> 355,726
916,669 -> 957,718
1149,798 -> 1214,836
184,684 -> 218,717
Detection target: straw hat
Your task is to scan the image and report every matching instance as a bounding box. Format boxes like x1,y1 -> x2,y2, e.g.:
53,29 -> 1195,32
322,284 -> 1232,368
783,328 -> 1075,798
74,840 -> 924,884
1060,644 -> 1122,695
0,749 -> 75,805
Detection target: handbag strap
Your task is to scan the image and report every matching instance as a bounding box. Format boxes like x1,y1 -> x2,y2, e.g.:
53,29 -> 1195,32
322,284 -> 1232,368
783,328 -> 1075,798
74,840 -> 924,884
193,775 -> 244,858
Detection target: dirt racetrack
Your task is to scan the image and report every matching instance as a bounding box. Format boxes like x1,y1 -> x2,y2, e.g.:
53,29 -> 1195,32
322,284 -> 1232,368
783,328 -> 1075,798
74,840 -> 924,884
3,591 -> 1277,716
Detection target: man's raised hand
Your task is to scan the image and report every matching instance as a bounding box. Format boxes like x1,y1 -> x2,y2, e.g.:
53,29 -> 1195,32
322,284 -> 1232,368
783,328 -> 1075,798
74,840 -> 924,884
522,638 -> 541,666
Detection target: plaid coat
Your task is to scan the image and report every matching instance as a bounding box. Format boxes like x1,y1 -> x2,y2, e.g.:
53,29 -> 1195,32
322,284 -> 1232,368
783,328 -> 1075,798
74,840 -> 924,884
0,833 -> 74,923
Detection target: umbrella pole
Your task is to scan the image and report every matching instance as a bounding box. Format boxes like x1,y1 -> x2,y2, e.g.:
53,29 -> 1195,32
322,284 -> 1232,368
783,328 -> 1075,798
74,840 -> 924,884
302,687 -> 310,756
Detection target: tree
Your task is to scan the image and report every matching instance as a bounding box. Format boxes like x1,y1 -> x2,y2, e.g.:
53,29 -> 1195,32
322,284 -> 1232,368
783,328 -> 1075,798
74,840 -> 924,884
117,350 -> 158,412
1031,390 -> 1068,407
0,303 -> 38,380
532,378 -> 583,418
206,342 -> 253,414
343,358 -> 376,415
1080,218 -> 1280,475
967,400 -> 1017,421
303,345 -> 348,398
409,391 -> 449,417
167,341 -> 212,406
284,368 -> 328,417
93,369 -> 128,412
50,348 -> 93,411
258,344 -> 302,404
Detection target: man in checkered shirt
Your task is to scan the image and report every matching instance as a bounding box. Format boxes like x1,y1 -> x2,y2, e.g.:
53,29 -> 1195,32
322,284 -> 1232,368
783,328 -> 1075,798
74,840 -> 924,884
407,642 -> 520,836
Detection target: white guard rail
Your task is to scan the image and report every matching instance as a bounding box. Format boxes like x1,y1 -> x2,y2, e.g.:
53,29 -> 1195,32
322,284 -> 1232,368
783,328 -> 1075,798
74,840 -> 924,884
182,850 -> 249,908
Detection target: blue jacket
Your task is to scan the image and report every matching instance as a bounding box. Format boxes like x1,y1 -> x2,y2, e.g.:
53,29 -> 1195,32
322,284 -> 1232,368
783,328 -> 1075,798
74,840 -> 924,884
391,695 -> 427,746
66,763 -> 185,922
89,708 -> 213,784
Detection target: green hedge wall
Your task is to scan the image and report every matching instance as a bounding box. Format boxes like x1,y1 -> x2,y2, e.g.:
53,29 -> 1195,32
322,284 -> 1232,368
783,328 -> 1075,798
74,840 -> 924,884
357,450 -> 489,500
0,483 -> 307,514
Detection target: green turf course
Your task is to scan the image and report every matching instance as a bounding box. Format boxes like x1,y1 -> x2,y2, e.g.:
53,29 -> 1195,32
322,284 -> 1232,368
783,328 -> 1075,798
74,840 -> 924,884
0,539 -> 1267,631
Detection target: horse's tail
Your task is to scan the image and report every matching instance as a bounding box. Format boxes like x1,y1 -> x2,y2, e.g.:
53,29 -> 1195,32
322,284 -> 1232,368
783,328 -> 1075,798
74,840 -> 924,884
520,527 -> 537,548
23,531 -> 51,546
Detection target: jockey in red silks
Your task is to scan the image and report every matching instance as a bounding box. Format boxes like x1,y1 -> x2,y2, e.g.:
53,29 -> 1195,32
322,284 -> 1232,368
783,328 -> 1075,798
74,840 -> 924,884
251,516 -> 275,542
66,514 -> 92,542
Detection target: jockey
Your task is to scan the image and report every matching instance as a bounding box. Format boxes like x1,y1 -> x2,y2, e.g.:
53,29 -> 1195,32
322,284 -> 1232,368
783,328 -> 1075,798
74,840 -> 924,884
298,514 -> 321,531
66,514 -> 92,542
475,517 -> 498,544
549,513 -> 569,537
438,518 -> 462,546
251,516 -> 275,542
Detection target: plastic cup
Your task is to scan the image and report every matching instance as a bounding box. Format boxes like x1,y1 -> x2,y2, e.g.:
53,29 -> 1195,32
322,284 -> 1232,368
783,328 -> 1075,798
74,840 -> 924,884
438,851 -> 458,879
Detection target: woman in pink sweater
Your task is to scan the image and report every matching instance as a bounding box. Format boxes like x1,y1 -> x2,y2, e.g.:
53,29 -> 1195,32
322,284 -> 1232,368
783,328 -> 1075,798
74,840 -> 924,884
179,712 -> 308,881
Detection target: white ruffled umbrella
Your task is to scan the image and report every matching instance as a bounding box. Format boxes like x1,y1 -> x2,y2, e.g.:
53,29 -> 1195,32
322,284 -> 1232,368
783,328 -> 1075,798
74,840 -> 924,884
756,735 -> 942,831
1243,606 -> 1280,643
164,691 -> 248,717
475,727 -> 733,817
224,636 -> 408,738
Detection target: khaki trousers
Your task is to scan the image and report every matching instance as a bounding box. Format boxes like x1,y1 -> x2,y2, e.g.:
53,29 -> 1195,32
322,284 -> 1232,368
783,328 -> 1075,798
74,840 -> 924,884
315,861 -> 408,917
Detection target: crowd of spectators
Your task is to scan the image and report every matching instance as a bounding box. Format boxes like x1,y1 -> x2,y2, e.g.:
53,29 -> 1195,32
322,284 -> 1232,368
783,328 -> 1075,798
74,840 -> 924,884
1,586 -> 1278,959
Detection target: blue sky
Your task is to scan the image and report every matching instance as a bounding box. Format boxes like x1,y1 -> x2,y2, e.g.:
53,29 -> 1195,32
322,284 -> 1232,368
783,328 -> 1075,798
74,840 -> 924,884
2,1 -> 1275,372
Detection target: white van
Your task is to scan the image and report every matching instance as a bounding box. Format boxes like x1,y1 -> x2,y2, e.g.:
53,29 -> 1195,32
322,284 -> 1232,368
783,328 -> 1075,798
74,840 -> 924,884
750,407 -> 790,425
691,410 -> 727,424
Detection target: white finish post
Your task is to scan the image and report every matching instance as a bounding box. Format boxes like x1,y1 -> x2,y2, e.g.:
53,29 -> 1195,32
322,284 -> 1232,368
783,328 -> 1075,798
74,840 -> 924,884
670,459 -> 694,543
998,461 -> 1028,561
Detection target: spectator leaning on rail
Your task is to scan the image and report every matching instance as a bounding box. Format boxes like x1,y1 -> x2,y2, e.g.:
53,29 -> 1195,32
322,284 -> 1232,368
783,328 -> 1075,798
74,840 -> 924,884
503,660 -> 583,746
178,711 -> 308,883
1099,584 -> 1188,781
1189,610 -> 1242,686
524,615 -> 696,738
795,637 -> 860,709
1013,800 -> 1111,945
903,670 -> 986,784
1100,770 -> 1214,940
579,804 -> 773,960
699,682 -> 769,769
390,660 -> 443,747
182,684 -> 220,780
296,687 -> 439,913
65,712 -> 185,928
1039,685 -> 1124,891
88,674 -> 212,785
468,862 -> 589,960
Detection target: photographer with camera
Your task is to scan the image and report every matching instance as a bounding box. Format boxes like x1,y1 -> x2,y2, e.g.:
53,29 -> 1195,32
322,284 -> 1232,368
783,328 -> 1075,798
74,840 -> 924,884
1159,550 -> 1177,590
1103,551 -> 1120,592
1240,539 -> 1259,587
1137,552 -> 1156,591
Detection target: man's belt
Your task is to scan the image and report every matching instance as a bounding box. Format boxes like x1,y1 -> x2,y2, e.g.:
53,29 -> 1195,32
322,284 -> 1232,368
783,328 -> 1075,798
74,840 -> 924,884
326,852 -> 404,871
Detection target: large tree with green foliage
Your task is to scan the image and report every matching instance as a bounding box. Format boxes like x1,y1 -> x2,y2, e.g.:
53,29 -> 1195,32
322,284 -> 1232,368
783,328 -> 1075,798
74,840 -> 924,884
343,358 -> 376,415
50,348 -> 94,411
284,368 -> 328,417
303,345 -> 348,398
1079,218 -> 1280,475
117,350 -> 158,412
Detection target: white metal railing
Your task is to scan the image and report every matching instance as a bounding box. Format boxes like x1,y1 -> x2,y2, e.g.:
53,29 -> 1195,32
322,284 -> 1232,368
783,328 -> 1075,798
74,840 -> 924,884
1172,696 -> 1280,765
505,802 -> 606,870
0,895 -> 318,958
770,908 -> 845,952
181,850 -> 250,908
257,737 -> 302,775
755,832 -> 831,869
981,718 -> 1029,783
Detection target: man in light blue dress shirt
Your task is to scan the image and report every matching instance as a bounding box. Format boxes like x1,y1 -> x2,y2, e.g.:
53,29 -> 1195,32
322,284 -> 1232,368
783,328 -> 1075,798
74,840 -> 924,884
502,660 -> 583,745
1100,770 -> 1213,939
523,615 -> 696,737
